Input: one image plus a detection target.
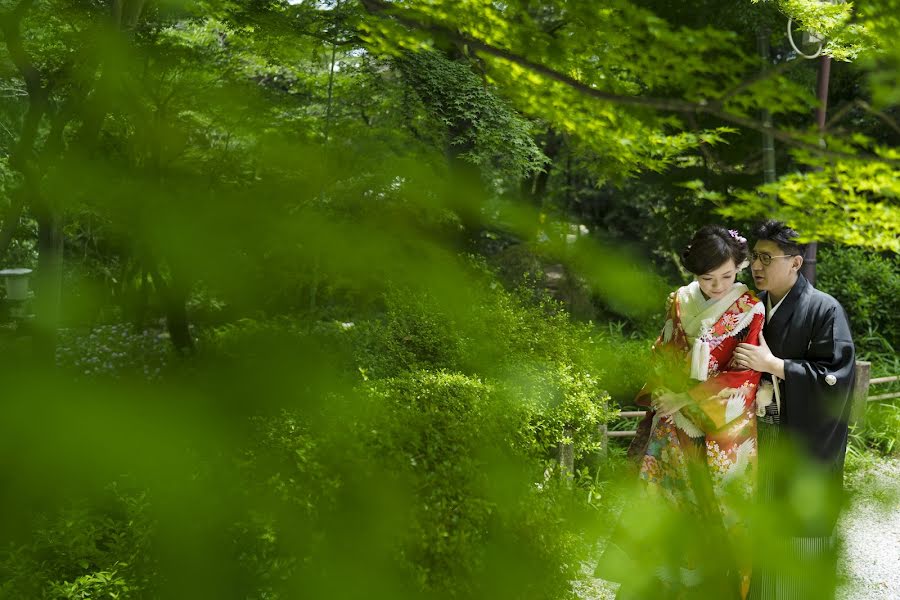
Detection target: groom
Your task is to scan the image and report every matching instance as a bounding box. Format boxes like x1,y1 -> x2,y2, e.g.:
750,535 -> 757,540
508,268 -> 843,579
733,220 -> 856,600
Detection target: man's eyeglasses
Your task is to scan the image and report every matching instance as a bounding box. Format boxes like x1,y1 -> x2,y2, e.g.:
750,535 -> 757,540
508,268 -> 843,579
750,252 -> 796,266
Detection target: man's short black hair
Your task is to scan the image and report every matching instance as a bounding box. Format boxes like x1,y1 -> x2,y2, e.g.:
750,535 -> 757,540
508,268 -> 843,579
753,220 -> 806,256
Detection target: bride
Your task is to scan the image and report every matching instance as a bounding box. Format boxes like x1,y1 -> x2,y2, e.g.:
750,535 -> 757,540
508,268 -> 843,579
601,225 -> 769,600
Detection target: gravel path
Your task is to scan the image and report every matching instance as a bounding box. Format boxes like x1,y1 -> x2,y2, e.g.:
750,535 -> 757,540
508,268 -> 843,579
577,457 -> 900,600
837,457 -> 900,600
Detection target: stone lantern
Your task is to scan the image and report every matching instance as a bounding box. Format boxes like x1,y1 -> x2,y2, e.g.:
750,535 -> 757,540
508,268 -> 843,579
0,268 -> 33,319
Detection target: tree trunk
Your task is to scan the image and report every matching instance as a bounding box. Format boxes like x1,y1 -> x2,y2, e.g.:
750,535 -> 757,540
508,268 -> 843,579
0,189 -> 27,260
150,266 -> 194,355
164,283 -> 193,355
520,130 -> 562,240
31,207 -> 63,364
0,1 -> 48,261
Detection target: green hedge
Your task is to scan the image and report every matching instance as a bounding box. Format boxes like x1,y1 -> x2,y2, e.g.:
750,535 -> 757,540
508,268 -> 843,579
818,246 -> 900,460
817,246 -> 899,354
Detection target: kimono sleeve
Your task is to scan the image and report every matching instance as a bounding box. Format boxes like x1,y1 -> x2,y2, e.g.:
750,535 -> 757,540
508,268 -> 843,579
782,303 -> 855,464
683,310 -> 765,434
633,291 -> 681,409
626,291 -> 680,458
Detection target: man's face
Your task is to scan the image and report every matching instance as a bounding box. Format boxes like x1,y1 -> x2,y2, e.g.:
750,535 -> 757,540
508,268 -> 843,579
750,240 -> 801,292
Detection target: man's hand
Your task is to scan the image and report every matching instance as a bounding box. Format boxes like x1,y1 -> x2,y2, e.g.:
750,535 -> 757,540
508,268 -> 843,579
734,332 -> 784,377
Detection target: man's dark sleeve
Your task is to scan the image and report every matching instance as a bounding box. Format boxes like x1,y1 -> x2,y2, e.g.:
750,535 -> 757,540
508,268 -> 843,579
782,303 -> 855,466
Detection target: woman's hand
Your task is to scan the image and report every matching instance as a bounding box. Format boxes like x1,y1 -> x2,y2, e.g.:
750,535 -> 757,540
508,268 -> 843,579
652,391 -> 690,418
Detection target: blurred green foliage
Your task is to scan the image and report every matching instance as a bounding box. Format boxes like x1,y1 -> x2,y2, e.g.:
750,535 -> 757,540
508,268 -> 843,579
3,264 -> 647,598
0,482 -> 155,599
1,0 -> 898,598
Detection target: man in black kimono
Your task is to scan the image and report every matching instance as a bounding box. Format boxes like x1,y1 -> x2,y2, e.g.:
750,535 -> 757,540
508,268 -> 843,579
733,220 -> 856,600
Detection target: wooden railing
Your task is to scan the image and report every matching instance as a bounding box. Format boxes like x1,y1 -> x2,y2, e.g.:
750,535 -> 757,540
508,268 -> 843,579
868,375 -> 900,401
848,361 -> 898,425
558,360 -> 899,472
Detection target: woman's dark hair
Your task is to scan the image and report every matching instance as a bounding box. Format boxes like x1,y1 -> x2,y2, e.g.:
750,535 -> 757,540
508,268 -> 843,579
681,225 -> 749,275
753,219 -> 806,256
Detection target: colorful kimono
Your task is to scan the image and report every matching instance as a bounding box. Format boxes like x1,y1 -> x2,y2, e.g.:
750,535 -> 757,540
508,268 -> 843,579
628,281 -> 766,598
635,282 -> 765,495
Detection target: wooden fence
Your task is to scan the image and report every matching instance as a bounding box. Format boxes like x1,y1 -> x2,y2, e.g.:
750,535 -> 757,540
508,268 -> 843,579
557,360 -> 899,475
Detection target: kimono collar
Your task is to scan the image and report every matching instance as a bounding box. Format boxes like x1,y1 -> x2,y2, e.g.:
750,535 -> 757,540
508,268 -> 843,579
679,281 -> 749,338
762,273 -> 809,337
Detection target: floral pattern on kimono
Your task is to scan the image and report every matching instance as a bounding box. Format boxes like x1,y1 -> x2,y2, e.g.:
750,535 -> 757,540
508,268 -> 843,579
630,282 -> 765,598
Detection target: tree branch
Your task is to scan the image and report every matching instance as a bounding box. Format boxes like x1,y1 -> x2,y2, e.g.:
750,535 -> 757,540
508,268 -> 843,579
360,0 -> 699,112
823,99 -> 858,133
1,0 -> 40,96
359,0 -> 900,167
713,56 -> 800,110
687,114 -> 764,175
824,99 -> 900,141
856,100 -> 900,138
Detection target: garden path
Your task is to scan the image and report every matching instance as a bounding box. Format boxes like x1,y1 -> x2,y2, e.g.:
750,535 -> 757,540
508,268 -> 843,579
578,457 -> 900,600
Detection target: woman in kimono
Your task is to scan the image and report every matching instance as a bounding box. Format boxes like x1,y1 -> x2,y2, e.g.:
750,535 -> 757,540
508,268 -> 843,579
601,225 -> 768,600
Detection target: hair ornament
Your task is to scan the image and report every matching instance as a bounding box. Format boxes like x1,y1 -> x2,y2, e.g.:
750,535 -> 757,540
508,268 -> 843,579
728,229 -> 747,244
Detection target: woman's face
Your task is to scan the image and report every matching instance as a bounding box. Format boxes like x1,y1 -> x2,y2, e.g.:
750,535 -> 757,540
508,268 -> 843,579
697,259 -> 739,300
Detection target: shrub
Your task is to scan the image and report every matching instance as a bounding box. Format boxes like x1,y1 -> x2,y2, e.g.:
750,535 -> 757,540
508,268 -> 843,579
221,370 -> 593,600
362,370 -> 589,598
47,568 -> 133,600
0,483 -> 154,600
815,246 -> 900,462
856,401 -> 900,456
365,371 -> 518,590
198,268 -> 626,597
229,410 -> 340,600
27,258 -> 646,599
55,324 -> 174,381
343,270 -> 636,462
352,287 -> 468,379
816,246 -> 900,353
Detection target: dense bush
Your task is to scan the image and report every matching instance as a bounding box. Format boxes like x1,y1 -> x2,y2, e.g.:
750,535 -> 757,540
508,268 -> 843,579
818,246 -> 900,461
203,266 -> 634,466
0,483 -> 155,600
344,270 -> 636,461
364,370 -> 584,595
203,265 -> 634,597
4,258 -> 651,599
817,246 -> 900,353
222,368 -> 596,600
